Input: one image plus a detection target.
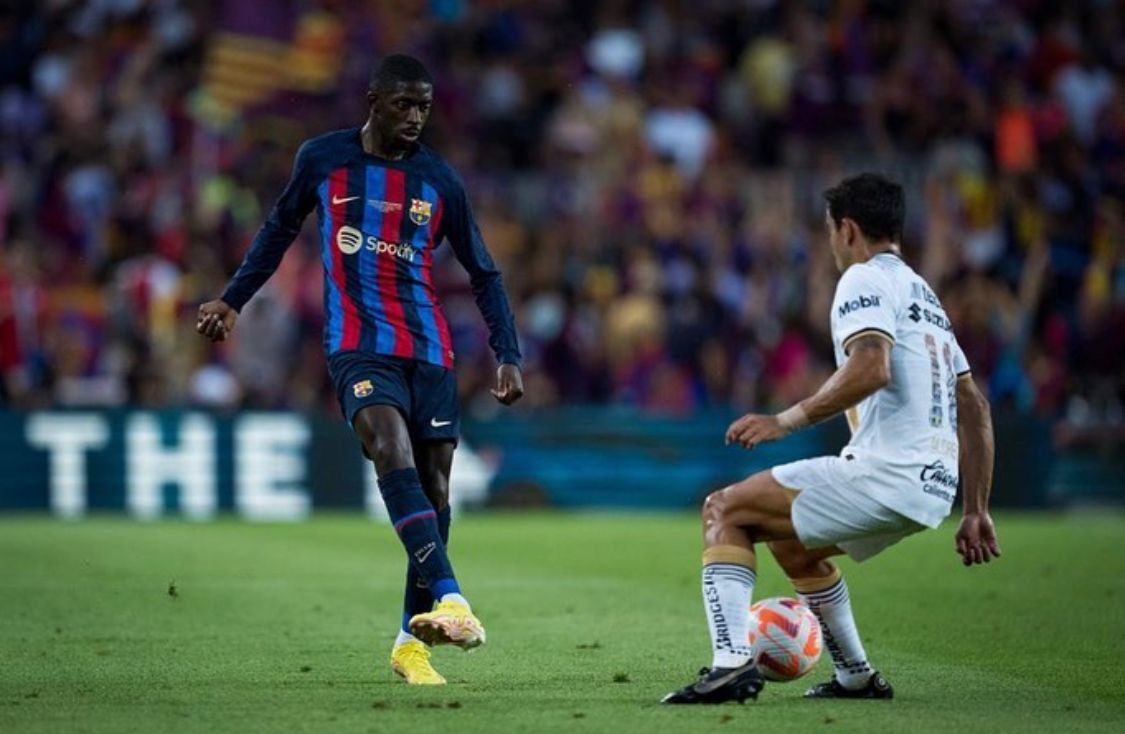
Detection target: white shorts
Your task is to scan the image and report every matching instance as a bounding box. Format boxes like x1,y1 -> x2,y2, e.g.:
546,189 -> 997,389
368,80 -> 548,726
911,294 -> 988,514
772,456 -> 926,562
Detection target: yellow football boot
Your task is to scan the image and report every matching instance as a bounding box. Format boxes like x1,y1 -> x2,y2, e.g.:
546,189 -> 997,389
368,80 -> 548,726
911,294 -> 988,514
408,600 -> 486,650
390,640 -> 446,685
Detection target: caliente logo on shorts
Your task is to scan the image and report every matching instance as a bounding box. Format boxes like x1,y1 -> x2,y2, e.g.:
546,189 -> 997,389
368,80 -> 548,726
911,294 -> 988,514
336,225 -> 417,262
919,459 -> 958,502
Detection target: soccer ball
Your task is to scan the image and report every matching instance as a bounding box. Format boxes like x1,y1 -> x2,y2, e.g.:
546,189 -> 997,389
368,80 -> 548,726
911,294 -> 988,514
748,597 -> 822,681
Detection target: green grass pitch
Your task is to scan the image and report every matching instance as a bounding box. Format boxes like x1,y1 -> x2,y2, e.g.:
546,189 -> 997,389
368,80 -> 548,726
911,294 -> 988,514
1,512 -> 1123,733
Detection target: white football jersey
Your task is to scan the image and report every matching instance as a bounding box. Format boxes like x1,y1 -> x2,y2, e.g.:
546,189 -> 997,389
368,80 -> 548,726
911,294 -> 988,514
829,253 -> 970,528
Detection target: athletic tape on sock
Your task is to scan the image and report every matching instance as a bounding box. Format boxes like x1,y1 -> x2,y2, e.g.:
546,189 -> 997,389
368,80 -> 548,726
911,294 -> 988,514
702,544 -> 757,569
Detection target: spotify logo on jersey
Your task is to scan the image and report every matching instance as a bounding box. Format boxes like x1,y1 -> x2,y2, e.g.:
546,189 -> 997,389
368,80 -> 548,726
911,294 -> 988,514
334,226 -> 418,262
336,225 -> 364,254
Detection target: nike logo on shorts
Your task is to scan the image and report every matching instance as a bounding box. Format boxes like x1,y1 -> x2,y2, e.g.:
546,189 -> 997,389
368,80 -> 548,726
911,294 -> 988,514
430,418 -> 452,428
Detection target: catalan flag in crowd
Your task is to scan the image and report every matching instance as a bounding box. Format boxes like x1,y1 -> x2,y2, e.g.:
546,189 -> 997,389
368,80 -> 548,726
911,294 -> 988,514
195,1 -> 345,127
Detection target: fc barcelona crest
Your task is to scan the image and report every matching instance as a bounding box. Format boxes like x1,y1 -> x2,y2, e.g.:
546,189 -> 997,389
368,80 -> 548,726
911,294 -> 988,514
409,198 -> 433,226
353,380 -> 373,398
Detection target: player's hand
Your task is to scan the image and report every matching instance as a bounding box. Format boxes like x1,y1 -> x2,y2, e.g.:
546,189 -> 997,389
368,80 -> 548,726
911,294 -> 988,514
491,363 -> 524,405
725,413 -> 787,449
196,299 -> 238,342
954,512 -> 1001,567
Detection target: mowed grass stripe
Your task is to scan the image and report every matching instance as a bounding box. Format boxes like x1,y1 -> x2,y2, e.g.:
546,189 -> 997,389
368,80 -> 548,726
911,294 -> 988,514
1,513 -> 1123,733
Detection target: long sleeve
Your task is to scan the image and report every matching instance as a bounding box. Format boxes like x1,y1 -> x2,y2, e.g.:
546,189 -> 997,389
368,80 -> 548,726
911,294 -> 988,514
221,144 -> 318,311
443,183 -> 522,366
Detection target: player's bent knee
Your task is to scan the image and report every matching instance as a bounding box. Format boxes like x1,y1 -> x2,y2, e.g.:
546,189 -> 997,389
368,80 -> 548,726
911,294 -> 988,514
365,427 -> 414,474
703,487 -> 758,541
353,407 -> 414,473
701,489 -> 728,525
370,441 -> 413,474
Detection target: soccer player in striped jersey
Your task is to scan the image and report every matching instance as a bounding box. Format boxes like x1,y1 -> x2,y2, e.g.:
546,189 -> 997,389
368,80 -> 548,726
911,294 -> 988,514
663,174 -> 1000,705
197,55 -> 524,686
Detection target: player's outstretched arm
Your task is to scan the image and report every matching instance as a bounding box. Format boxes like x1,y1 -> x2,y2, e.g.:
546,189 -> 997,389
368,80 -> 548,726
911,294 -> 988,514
196,299 -> 238,342
953,375 -> 1000,566
200,143 -> 317,340
726,334 -> 891,449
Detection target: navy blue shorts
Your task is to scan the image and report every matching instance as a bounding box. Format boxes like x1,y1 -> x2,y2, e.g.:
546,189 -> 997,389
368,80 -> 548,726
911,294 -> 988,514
327,351 -> 460,443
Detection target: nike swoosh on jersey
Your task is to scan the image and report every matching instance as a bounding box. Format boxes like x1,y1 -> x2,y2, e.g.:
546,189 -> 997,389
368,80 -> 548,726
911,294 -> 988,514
331,195 -> 360,204
430,418 -> 452,428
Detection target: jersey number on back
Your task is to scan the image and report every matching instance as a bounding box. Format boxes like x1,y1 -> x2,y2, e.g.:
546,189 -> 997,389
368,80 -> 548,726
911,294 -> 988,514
924,334 -> 958,431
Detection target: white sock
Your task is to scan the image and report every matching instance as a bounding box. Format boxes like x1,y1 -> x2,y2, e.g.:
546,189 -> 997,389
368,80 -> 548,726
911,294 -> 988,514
798,577 -> 873,689
440,592 -> 470,609
394,630 -> 417,647
703,563 -> 756,669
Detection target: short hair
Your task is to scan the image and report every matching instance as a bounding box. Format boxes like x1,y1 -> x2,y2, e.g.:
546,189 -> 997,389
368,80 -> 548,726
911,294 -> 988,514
369,54 -> 433,92
823,173 -> 904,243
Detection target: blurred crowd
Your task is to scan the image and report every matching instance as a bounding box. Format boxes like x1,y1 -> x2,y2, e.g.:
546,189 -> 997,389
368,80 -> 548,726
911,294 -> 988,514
1,0 -> 1123,435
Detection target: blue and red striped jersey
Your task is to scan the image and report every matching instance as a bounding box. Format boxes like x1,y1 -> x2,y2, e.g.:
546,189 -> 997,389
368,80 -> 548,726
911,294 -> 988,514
220,128 -> 521,369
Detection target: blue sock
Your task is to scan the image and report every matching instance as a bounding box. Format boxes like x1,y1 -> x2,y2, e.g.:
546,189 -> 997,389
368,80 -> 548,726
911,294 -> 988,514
378,468 -> 460,606
402,505 -> 452,632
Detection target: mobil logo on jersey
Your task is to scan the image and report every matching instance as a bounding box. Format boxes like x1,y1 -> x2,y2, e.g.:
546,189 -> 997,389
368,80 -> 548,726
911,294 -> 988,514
837,294 -> 881,317
335,225 -> 417,262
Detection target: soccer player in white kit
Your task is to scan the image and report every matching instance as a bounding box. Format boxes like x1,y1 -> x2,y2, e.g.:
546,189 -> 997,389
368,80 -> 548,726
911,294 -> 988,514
663,173 -> 1001,705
